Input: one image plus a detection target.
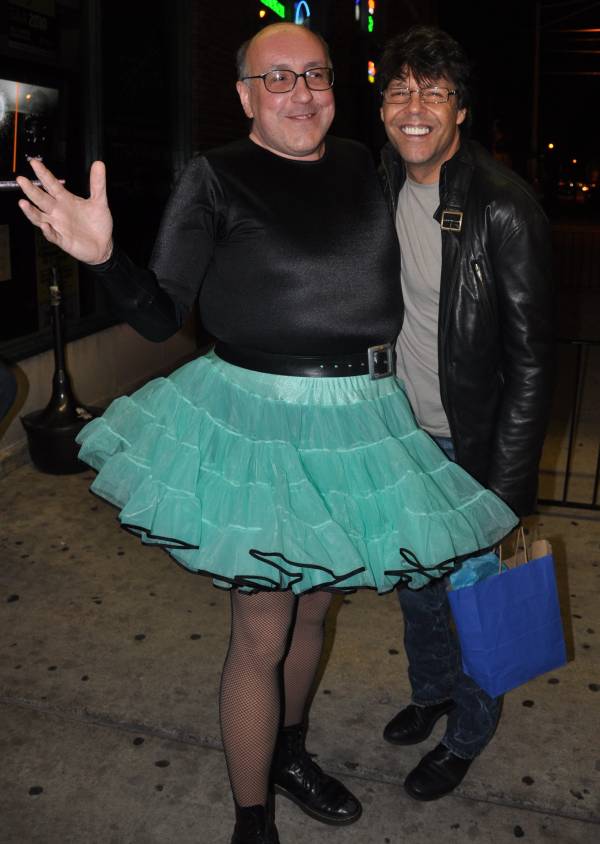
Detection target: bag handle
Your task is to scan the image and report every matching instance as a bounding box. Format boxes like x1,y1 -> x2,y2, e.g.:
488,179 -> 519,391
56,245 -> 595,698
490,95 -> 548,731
498,526 -> 528,572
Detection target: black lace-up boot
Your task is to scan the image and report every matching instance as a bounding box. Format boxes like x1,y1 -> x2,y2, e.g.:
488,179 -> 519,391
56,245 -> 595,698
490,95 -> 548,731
230,804 -> 280,844
271,723 -> 362,825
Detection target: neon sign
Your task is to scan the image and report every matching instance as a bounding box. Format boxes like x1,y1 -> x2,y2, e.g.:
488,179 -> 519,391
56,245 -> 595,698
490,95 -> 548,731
260,0 -> 286,19
356,2 -> 376,33
295,1 -> 310,24
368,0 -> 375,33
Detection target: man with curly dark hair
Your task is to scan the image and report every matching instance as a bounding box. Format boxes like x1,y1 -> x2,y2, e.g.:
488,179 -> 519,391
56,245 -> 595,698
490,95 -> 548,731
378,25 -> 555,801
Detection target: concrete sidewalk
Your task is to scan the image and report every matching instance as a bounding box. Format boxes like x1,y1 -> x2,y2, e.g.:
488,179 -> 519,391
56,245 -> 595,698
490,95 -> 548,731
1,465 -> 599,843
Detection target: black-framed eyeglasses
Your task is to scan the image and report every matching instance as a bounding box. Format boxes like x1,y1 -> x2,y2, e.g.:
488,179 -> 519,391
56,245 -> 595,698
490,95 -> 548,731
241,67 -> 334,93
382,86 -> 457,105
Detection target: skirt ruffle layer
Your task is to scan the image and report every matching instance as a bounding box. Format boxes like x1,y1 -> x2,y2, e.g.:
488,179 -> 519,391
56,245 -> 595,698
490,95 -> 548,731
76,352 -> 517,593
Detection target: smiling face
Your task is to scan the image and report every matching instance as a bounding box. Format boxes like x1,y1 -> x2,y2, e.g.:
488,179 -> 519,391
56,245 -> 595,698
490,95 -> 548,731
236,25 -> 335,161
381,68 -> 466,184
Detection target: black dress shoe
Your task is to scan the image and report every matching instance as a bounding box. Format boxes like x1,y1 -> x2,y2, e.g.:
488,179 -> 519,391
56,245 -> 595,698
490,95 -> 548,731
383,700 -> 454,745
404,742 -> 473,801
231,805 -> 280,843
271,724 -> 362,826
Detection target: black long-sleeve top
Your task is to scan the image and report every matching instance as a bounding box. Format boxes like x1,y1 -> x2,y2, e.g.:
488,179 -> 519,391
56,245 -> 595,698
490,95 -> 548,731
90,136 -> 401,354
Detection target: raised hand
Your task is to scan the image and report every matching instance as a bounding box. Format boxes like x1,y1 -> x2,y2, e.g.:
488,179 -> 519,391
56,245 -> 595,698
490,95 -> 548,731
17,159 -> 114,265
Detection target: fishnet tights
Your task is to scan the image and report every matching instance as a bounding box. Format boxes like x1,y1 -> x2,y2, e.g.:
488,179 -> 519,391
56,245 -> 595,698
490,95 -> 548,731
283,590 -> 332,726
219,589 -> 332,807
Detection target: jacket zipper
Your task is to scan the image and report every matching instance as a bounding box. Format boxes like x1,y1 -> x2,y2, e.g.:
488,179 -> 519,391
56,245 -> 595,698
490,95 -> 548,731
471,260 -> 493,323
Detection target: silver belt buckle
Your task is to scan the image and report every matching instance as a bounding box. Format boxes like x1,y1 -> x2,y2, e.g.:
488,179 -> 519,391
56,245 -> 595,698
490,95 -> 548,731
368,343 -> 393,380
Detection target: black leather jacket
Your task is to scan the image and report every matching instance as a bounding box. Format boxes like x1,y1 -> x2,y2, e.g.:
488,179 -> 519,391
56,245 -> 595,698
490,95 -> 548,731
380,139 -> 555,516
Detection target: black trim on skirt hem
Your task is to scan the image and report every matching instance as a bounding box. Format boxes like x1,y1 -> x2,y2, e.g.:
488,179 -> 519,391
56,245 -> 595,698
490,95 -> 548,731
99,497 -> 465,595
120,519 -> 368,593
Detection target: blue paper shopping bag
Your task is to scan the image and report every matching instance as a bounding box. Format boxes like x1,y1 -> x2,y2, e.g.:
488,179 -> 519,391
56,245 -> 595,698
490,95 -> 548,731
448,534 -> 567,697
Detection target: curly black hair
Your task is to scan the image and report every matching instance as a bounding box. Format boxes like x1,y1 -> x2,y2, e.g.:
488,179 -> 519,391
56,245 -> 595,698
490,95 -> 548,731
378,25 -> 472,111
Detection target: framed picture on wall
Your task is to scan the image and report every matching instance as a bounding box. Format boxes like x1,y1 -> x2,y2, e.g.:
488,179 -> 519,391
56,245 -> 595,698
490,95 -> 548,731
0,76 -> 65,190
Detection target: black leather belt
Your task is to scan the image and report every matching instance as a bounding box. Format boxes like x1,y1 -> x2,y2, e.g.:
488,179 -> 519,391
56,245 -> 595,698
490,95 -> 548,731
214,342 -> 394,379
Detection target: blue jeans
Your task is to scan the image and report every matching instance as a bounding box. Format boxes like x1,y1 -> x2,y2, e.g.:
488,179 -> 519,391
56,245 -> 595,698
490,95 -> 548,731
397,435 -> 502,759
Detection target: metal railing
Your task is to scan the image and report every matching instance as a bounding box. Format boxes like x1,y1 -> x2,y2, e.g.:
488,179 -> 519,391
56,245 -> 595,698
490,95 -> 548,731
551,224 -> 600,290
538,338 -> 600,510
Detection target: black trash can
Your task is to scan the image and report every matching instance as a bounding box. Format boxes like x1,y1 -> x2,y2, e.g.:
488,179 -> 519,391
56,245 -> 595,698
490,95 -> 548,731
21,266 -> 104,474
22,401 -> 102,475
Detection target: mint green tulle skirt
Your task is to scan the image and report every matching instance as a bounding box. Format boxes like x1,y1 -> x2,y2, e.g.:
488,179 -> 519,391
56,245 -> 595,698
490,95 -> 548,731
76,351 -> 517,593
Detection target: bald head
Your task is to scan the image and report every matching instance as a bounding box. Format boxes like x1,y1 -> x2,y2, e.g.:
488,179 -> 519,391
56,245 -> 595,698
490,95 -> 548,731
235,22 -> 335,161
237,23 -> 331,80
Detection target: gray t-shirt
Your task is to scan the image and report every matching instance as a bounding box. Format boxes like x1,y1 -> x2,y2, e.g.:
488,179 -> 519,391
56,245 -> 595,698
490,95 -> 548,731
395,177 -> 450,437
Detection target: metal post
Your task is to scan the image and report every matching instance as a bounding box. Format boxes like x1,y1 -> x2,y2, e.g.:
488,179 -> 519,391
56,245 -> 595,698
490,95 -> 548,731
82,0 -> 103,168
530,0 -> 541,187
561,343 -> 582,501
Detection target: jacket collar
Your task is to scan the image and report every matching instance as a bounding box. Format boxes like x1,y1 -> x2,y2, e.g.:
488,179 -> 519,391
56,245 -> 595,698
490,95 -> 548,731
381,138 -> 477,224
438,142 -> 475,225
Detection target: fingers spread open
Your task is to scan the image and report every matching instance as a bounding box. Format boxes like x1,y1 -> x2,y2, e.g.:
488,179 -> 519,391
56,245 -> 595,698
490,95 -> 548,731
18,199 -> 46,227
28,157 -> 64,198
16,177 -> 55,213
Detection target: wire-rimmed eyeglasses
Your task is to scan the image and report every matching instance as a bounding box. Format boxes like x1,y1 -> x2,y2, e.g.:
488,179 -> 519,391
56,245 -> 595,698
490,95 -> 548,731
241,67 -> 334,94
382,86 -> 457,105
